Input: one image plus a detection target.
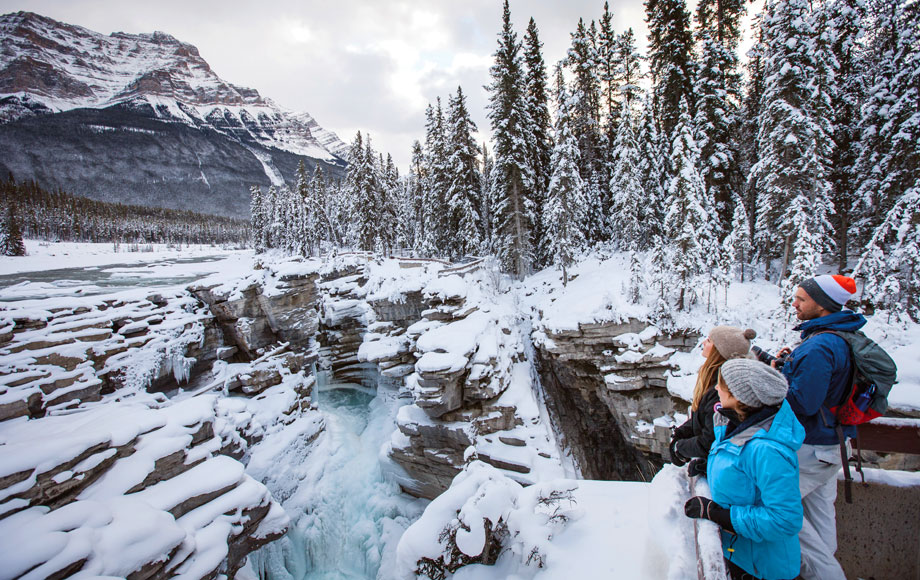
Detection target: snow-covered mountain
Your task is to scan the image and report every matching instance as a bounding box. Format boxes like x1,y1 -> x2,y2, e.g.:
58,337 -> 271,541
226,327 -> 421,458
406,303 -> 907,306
0,11 -> 347,218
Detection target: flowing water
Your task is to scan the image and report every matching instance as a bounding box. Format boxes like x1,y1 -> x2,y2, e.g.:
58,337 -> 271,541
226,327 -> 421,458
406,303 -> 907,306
248,375 -> 426,580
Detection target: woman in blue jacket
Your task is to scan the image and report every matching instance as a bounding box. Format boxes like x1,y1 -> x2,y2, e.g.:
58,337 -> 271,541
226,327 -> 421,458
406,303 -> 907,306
684,358 -> 805,580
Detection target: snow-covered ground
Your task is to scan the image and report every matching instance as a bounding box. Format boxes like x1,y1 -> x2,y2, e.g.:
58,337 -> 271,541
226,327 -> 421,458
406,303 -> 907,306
0,240 -> 251,276
2,242 -> 918,580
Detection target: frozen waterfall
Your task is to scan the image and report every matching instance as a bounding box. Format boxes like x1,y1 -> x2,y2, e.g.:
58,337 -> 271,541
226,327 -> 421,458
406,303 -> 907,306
245,375 -> 426,580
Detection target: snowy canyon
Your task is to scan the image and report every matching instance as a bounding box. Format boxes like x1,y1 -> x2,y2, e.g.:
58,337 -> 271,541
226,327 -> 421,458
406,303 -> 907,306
1,249 -> 918,579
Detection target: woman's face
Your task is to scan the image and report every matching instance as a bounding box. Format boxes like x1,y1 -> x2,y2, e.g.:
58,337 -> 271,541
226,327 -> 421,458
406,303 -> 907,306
716,377 -> 740,411
701,336 -> 714,358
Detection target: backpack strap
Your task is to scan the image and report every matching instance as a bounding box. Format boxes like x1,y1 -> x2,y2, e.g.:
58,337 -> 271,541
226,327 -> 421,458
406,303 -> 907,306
812,329 -> 861,504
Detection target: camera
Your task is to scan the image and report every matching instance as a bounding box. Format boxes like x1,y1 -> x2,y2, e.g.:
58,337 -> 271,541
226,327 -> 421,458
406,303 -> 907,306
751,345 -> 788,370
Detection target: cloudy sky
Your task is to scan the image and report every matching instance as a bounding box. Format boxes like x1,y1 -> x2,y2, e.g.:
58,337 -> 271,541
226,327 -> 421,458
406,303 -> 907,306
3,0 -> 758,168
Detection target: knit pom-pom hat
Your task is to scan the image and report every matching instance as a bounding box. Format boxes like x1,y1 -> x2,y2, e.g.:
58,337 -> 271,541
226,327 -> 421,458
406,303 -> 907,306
800,274 -> 857,312
708,326 -> 757,360
720,358 -> 789,408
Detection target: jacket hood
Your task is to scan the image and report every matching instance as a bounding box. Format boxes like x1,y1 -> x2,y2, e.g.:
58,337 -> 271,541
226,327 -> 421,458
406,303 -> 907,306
728,400 -> 805,452
795,309 -> 866,337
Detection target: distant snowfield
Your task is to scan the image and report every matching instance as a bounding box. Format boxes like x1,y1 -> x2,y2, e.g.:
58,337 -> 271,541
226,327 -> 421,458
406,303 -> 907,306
0,239 -> 252,276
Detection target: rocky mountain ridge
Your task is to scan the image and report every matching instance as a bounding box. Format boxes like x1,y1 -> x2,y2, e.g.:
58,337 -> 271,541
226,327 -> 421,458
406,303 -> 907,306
0,11 -> 347,218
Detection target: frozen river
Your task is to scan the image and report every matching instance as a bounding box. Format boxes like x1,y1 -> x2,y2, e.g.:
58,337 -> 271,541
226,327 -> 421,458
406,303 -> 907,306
0,248 -> 249,302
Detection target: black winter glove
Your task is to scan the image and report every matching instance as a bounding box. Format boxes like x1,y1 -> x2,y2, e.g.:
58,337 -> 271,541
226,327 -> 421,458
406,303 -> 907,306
687,458 -> 707,478
683,496 -> 734,533
669,437 -> 687,467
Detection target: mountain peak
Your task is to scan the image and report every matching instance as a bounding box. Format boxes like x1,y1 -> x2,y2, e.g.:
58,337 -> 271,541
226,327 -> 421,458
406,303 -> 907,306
0,11 -> 347,158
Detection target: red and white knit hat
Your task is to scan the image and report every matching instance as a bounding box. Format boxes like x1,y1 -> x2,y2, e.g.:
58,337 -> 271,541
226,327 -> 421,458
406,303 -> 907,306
800,274 -> 857,312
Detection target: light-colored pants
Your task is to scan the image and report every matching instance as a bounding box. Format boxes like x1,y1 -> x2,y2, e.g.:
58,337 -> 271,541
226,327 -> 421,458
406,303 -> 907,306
797,444 -> 847,580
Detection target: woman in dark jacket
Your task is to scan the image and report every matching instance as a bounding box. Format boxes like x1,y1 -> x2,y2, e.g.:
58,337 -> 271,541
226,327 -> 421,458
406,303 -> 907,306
670,326 -> 757,475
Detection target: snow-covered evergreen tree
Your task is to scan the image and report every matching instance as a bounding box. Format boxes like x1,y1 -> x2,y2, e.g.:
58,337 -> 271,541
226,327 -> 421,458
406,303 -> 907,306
749,0 -> 835,285
423,100 -> 450,255
826,0 -> 867,269
645,0 -> 696,140
852,0 -> 919,319
0,205 -> 25,256
614,28 -> 644,114
445,86 -> 483,258
523,18 -> 553,264
544,75 -> 586,285
344,131 -> 380,251
608,102 -> 646,251
566,18 -> 603,183
724,194 -> 752,281
664,98 -> 714,310
637,93 -> 667,247
487,0 -> 537,276
249,185 -> 266,254
693,32 -> 742,237
480,143 -> 494,254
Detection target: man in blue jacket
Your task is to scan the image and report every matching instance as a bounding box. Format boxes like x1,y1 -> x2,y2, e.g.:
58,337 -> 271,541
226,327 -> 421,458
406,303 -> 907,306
774,274 -> 864,580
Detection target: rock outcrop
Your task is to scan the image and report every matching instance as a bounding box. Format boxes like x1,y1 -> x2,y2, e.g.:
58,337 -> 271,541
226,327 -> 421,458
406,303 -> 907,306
535,319 -> 699,480
0,262 -> 326,578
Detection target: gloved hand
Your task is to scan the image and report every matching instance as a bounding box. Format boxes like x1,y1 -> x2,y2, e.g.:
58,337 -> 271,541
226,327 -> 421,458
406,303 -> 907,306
687,458 -> 707,478
669,437 -> 687,467
684,496 -> 734,532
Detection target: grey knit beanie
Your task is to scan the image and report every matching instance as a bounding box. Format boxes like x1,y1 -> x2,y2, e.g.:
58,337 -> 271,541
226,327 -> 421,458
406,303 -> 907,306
720,358 -> 788,408
709,326 -> 757,360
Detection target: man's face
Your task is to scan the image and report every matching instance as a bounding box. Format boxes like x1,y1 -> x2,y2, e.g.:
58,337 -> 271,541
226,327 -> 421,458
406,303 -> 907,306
792,287 -> 829,320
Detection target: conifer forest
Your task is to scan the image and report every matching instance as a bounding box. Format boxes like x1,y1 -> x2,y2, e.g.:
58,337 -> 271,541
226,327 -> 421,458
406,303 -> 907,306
1,177 -> 250,251
252,0 -> 912,322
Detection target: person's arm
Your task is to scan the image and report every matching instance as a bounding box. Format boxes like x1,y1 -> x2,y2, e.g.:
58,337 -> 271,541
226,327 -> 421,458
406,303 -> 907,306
672,417 -> 693,440
674,391 -> 718,459
783,339 -> 836,418
727,444 -> 803,542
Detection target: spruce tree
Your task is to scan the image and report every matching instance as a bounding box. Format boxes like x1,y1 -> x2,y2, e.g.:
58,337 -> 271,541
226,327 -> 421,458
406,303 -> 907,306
645,0 -> 696,140
637,93 -> 667,246
614,28 -> 644,113
423,100 -> 450,255
344,131 -> 379,251
487,0 -> 537,276
249,186 -> 265,254
544,73 -> 586,286
480,143 -> 495,254
566,18 -> 603,182
826,0 -> 867,269
749,0 -> 835,286
0,205 -> 25,256
853,0 -> 919,320
523,18 -> 553,266
608,102 -> 646,251
693,0 -> 744,237
445,86 -> 483,258
663,99 -> 713,310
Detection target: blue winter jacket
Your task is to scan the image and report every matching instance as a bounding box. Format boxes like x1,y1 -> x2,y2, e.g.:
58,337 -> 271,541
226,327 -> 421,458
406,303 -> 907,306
781,310 -> 866,445
708,401 -> 805,580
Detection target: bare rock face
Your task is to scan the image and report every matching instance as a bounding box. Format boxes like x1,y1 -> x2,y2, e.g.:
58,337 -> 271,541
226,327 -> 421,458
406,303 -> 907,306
190,267 -> 320,362
535,320 -> 699,481
375,270 -> 563,500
